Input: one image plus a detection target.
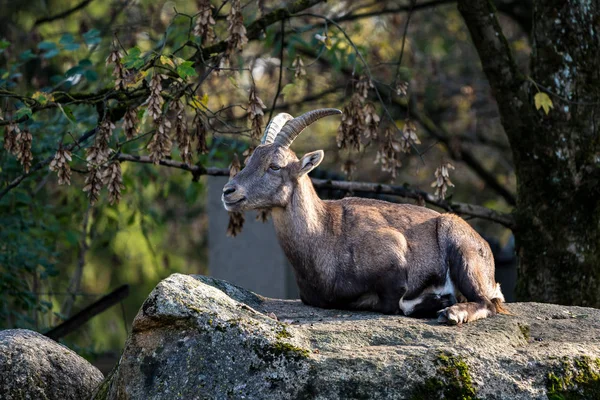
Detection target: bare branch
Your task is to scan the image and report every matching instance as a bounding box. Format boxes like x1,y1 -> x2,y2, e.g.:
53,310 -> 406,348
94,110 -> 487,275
116,153 -> 515,229
34,0 -> 97,27
409,101 -> 516,205
194,0 -> 326,61
336,0 -> 454,23
292,45 -> 516,205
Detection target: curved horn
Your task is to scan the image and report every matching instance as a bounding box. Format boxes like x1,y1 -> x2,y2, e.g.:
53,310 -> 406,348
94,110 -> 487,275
274,108 -> 342,148
261,113 -> 294,144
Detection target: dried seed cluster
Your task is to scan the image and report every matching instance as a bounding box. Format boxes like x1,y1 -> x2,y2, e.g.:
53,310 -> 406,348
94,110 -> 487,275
292,56 -> 306,79
223,0 -> 247,68
123,108 -> 139,140
83,119 -> 115,204
172,100 -> 192,165
431,163 -> 455,200
147,74 -> 164,122
374,126 -> 403,178
337,75 -> 380,154
3,122 -> 19,154
83,167 -> 104,205
193,0 -> 216,44
106,161 -> 124,205
247,85 -> 266,141
374,119 -> 420,179
395,81 -> 409,97
193,114 -> 209,155
15,129 -> 33,173
147,116 -> 173,164
49,148 -> 72,185
106,47 -> 125,90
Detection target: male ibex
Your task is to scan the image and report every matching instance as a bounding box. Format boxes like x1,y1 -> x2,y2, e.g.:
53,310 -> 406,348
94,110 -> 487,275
222,109 -> 506,324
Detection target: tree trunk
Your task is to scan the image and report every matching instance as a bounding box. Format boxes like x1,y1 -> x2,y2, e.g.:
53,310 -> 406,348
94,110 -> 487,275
458,0 -> 600,306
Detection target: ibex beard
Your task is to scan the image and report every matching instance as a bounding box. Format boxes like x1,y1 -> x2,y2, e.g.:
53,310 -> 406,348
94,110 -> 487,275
222,109 -> 507,325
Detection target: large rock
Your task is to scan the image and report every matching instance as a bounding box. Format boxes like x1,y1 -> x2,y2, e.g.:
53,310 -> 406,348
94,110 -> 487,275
96,274 -> 600,399
0,329 -> 104,399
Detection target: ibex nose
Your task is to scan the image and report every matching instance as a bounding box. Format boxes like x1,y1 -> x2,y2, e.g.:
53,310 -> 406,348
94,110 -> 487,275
223,186 -> 236,195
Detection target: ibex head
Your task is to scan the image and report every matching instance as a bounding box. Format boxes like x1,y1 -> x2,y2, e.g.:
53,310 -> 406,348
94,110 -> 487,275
222,108 -> 341,212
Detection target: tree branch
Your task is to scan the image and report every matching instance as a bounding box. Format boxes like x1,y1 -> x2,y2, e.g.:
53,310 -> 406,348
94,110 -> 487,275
194,0 -> 326,61
457,0 -> 522,93
335,0 -> 454,23
117,153 -> 515,229
34,0 -> 97,27
0,127 -> 97,201
292,45 -> 517,205
409,101 -> 517,205
45,285 -> 129,341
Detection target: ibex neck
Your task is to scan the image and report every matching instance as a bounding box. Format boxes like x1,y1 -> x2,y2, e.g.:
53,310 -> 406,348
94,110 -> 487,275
272,175 -> 326,236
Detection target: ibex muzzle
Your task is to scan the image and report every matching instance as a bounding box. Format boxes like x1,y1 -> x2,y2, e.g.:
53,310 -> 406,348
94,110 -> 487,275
222,109 -> 506,325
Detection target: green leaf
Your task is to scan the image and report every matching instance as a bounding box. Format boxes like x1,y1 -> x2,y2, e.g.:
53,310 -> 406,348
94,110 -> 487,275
82,29 -> 101,45
58,33 -> 81,51
160,55 -> 175,68
32,91 -> 53,105
534,92 -> 554,115
84,69 -> 98,82
280,83 -> 295,99
15,107 -> 32,120
122,46 -> 144,69
14,191 -> 31,204
59,33 -> 75,45
0,39 -> 10,50
19,50 -> 36,61
63,42 -> 81,51
65,65 -> 84,77
38,41 -> 57,51
176,61 -> 197,79
190,93 -> 209,109
61,105 -> 76,122
65,230 -> 79,246
42,49 -> 60,59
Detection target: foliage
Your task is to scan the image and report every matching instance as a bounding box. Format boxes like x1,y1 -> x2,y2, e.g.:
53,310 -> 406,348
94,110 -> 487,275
0,0 -> 523,354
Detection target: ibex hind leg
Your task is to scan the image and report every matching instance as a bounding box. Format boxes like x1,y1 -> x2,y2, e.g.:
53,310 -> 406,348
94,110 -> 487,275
436,216 -> 504,325
401,292 -> 457,318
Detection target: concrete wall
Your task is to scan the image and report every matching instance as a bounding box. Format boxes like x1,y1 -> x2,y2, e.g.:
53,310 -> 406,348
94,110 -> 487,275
208,176 -> 299,299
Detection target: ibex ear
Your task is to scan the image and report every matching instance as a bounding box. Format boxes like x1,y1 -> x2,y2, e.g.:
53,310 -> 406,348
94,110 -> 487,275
297,150 -> 324,177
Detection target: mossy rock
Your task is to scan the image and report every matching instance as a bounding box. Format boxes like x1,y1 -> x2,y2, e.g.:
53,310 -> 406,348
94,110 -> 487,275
96,274 -> 600,399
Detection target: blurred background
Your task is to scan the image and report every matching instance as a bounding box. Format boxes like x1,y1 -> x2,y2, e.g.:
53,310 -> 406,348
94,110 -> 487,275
0,0 -> 529,373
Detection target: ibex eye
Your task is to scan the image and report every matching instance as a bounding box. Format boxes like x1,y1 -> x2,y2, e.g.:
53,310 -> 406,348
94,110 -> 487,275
269,165 -> 280,171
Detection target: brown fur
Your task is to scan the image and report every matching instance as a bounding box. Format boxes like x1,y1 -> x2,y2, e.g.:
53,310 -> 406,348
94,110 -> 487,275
222,143 -> 506,324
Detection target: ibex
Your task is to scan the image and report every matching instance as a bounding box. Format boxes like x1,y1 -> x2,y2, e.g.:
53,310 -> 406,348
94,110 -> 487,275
222,109 -> 506,324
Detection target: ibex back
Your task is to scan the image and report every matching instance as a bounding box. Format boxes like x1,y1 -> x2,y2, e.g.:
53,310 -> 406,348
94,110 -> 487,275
222,109 -> 506,324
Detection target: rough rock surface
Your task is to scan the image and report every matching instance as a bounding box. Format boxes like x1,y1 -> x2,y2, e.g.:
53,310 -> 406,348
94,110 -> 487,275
0,329 -> 104,400
96,274 -> 600,400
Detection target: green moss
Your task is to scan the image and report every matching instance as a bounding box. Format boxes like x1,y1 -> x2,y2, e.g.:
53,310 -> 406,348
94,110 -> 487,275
410,352 -> 478,400
271,341 -> 310,360
546,356 -> 600,399
518,323 -> 531,341
275,325 -> 292,340
253,341 -> 310,363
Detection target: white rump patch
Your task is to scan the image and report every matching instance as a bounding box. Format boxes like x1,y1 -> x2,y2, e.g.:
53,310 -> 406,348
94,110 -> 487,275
399,295 -> 424,315
399,270 -> 456,315
492,283 -> 505,302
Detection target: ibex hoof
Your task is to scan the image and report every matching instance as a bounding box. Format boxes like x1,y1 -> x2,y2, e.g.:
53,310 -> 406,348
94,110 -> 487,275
437,306 -> 467,325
